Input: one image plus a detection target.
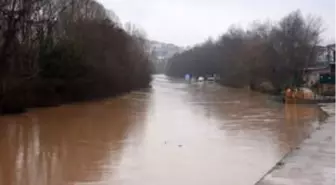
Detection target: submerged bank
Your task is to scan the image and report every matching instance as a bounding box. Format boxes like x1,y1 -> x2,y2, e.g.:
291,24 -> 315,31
255,103 -> 335,185
0,83 -> 152,115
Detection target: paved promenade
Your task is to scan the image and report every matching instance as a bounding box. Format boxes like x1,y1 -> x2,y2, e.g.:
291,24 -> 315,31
256,103 -> 335,185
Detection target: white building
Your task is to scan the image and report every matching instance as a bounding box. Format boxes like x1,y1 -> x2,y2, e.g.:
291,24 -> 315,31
316,44 -> 335,63
303,44 -> 335,87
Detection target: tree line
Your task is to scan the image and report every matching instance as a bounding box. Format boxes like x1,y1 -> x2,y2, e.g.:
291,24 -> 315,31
0,0 -> 152,114
166,10 -> 323,94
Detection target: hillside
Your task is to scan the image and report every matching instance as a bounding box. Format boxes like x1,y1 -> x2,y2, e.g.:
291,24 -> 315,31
148,41 -> 183,73
149,40 -> 183,60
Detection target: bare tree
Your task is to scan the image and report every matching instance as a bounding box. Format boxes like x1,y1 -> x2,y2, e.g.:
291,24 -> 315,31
0,0 -> 152,113
166,10 -> 324,92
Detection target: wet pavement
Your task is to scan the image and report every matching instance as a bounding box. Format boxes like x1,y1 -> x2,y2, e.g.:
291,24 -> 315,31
0,75 -> 328,185
256,103 -> 335,185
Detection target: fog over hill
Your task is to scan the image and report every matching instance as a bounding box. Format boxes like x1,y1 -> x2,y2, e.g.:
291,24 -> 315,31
148,40 -> 184,73
149,40 -> 184,60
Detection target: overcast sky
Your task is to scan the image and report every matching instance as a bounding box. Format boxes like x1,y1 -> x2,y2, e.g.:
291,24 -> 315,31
98,0 -> 335,47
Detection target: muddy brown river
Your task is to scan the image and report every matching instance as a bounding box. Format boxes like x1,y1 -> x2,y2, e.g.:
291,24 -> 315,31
0,75 -> 326,185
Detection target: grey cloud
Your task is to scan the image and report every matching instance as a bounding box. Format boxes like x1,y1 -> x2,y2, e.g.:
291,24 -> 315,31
98,0 -> 335,46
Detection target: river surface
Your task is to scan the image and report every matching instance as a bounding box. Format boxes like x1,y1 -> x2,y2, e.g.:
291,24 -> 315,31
0,75 -> 326,185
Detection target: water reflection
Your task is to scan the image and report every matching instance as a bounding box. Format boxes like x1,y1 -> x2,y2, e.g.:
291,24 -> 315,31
0,98 -> 148,185
0,74 -> 325,185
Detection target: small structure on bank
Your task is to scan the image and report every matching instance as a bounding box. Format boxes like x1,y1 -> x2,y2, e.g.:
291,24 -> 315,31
281,44 -> 335,104
303,44 -> 335,96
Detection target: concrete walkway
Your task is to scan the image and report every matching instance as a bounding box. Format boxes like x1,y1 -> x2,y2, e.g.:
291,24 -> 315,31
256,103 -> 335,185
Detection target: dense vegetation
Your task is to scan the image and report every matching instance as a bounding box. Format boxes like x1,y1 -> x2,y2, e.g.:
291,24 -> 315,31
0,0 -> 152,114
166,10 -> 323,93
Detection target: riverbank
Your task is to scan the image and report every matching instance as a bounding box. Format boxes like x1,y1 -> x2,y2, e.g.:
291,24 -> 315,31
211,79 -> 281,95
0,0 -> 152,116
255,103 -> 335,185
0,83 -> 152,115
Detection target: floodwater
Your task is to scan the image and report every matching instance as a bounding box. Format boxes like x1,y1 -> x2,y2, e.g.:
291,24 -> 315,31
0,75 -> 326,185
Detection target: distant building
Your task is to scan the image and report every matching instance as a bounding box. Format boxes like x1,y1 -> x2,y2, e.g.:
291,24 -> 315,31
316,45 -> 327,62
303,63 -> 333,86
303,44 -> 335,95
326,44 -> 335,62
316,44 -> 335,63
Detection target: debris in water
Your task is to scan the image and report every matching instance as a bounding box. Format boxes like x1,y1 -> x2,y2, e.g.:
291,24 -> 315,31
276,161 -> 285,166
